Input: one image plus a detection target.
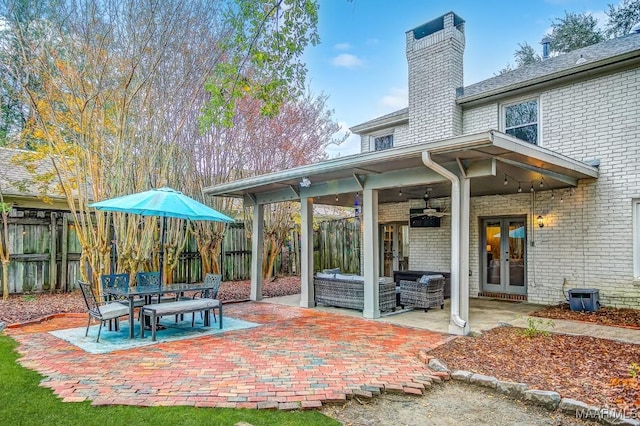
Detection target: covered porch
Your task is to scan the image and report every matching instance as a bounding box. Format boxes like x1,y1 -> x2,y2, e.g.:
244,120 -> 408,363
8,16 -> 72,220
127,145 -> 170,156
204,130 -> 598,335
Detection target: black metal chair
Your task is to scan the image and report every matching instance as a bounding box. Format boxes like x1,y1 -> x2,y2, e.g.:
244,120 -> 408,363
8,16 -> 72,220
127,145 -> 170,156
136,271 -> 166,303
78,281 -> 130,342
190,273 -> 223,323
101,273 -> 138,304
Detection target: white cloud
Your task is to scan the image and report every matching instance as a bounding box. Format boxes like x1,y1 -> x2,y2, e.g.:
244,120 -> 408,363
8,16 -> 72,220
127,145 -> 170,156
331,53 -> 364,69
587,10 -> 608,31
366,38 -> 379,45
334,42 -> 351,50
325,122 -> 361,158
380,87 -> 408,110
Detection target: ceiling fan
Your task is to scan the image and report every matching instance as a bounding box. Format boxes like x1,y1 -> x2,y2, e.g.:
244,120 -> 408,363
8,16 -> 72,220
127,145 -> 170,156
410,188 -> 451,218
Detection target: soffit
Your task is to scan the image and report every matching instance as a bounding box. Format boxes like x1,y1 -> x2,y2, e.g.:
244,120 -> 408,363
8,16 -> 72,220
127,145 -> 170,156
204,131 -> 598,206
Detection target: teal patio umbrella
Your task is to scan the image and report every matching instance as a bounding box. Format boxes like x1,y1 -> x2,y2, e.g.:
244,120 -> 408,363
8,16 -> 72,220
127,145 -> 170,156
89,187 -> 234,284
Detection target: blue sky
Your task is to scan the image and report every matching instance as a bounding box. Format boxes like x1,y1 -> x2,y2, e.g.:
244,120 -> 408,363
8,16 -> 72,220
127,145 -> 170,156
303,0 -> 615,157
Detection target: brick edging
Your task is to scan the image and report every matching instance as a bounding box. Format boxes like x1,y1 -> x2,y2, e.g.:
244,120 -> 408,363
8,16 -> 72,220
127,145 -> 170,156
6,312 -> 86,329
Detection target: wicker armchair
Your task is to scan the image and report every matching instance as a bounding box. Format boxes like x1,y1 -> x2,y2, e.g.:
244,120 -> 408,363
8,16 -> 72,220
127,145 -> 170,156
399,274 -> 445,311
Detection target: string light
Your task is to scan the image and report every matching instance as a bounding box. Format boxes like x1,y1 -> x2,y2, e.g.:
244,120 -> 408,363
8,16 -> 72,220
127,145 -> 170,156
398,189 -> 402,197
503,174 -> 508,185
518,184 -> 522,193
335,194 -> 339,202
551,191 -> 555,201
539,180 -> 544,188
530,183 -> 534,192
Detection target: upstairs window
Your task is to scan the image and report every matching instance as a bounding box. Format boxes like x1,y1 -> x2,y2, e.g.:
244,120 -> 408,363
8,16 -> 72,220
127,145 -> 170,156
374,134 -> 394,151
504,99 -> 538,144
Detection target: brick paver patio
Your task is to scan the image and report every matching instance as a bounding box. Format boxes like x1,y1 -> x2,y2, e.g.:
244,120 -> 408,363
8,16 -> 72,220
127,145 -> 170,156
6,302 -> 451,409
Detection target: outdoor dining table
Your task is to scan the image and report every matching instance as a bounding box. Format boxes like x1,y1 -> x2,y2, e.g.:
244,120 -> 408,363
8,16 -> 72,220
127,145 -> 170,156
103,282 -> 218,339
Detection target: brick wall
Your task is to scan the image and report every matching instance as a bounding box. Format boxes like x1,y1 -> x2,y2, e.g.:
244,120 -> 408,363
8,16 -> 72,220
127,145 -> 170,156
354,14 -> 640,308
461,68 -> 640,307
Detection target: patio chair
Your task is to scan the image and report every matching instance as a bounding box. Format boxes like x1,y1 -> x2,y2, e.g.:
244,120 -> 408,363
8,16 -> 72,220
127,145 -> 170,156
190,273 -> 222,323
136,271 -> 172,303
101,273 -> 134,301
400,274 -> 445,311
78,281 -> 130,342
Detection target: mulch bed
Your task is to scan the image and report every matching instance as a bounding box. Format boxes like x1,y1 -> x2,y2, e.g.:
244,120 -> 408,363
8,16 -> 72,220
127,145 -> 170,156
430,322 -> 640,411
531,303 -> 640,330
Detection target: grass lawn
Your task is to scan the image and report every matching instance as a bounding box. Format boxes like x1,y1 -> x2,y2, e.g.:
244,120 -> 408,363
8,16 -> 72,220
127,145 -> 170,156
0,335 -> 338,426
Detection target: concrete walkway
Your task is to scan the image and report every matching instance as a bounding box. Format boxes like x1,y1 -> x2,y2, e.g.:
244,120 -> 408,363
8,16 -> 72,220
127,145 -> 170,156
265,293 -> 640,343
510,316 -> 640,344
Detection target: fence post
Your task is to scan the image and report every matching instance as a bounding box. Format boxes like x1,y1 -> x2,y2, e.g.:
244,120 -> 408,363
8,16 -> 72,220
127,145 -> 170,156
49,212 -> 57,293
61,214 -> 69,292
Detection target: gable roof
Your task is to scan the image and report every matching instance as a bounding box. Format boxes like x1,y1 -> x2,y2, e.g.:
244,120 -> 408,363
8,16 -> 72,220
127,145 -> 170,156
458,32 -> 640,104
350,107 -> 408,134
0,148 -> 62,199
0,147 -> 79,211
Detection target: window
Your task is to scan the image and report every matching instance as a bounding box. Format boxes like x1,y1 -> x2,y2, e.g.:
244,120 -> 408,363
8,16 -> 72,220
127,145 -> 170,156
503,99 -> 538,144
374,134 -> 393,151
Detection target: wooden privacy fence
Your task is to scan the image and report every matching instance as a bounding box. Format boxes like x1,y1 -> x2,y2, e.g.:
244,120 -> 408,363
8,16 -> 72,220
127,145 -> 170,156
4,210 -> 83,294
2,210 -> 361,294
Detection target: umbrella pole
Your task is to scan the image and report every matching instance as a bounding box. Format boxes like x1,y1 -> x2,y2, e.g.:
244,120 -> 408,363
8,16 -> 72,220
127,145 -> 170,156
160,216 -> 167,287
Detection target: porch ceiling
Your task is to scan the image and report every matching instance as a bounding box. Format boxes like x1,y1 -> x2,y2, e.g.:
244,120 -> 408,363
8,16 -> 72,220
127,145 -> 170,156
204,130 -> 599,207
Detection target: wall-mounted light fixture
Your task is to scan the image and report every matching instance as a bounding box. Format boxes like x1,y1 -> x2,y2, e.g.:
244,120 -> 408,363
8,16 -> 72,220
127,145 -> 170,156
300,177 -> 311,188
537,215 -> 544,228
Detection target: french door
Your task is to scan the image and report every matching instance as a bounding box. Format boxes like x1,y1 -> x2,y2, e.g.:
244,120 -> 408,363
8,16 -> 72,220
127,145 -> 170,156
380,224 -> 409,277
482,217 -> 526,294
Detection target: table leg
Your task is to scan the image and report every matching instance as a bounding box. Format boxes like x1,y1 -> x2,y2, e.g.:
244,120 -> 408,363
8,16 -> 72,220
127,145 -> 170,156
128,296 -> 135,339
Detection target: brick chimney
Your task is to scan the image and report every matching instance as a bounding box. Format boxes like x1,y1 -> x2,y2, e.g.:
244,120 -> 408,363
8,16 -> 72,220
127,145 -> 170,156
406,12 -> 465,142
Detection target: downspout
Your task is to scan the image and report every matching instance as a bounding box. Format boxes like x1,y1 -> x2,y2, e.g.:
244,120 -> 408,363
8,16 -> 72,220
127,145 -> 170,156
422,151 -> 467,329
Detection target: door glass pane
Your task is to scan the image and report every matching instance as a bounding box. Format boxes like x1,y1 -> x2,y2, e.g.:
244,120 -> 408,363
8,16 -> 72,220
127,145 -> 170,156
399,225 -> 409,271
485,221 -> 501,285
508,221 -> 525,287
382,225 -> 393,277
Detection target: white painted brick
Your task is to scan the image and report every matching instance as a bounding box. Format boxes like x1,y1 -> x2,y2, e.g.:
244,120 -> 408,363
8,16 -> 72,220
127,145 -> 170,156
352,14 -> 640,308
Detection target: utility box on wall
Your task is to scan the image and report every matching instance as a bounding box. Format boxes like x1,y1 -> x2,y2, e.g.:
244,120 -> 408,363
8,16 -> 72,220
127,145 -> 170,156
567,288 -> 600,312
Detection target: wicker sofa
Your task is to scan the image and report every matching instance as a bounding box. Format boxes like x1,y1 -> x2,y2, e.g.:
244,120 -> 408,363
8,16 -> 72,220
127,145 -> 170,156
314,273 -> 396,312
399,274 -> 445,311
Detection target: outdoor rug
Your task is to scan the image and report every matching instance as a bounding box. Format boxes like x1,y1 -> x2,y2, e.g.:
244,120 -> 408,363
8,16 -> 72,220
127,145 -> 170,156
50,316 -> 260,354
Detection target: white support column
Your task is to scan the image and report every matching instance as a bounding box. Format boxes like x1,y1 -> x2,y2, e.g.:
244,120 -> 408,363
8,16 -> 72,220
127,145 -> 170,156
250,203 -> 264,301
363,188 -> 380,318
300,197 -> 315,308
459,177 -> 471,331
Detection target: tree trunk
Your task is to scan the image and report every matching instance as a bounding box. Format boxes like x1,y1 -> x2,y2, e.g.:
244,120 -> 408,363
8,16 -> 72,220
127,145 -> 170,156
1,260 -> 9,301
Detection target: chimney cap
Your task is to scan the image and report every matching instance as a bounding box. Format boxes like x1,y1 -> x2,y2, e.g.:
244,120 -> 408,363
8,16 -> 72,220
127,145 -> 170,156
410,12 -> 465,40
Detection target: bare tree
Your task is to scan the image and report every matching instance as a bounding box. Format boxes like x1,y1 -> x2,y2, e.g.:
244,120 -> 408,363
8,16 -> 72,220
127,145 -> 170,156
4,0 -> 228,286
238,91 -> 346,279
1,0 -> 325,288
